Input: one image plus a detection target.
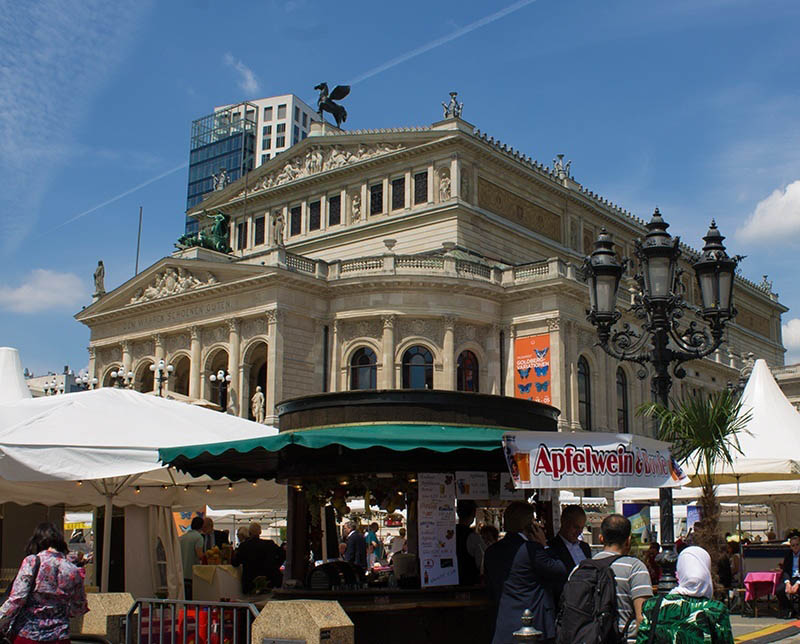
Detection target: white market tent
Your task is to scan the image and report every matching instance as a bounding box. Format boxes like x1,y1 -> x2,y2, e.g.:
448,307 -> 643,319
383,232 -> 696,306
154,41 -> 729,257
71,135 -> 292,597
0,348 -> 284,595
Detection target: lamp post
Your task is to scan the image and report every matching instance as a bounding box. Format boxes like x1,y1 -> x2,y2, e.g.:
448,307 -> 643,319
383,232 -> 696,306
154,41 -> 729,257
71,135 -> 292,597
209,369 -> 232,412
74,374 -> 99,391
583,208 -> 740,591
44,379 -> 61,395
150,359 -> 174,397
110,368 -> 134,389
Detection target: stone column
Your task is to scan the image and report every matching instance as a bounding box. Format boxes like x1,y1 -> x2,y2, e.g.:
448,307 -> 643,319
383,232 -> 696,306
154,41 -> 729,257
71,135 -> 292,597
504,325 -> 516,396
329,320 -> 340,392
153,334 -> 165,393
381,315 -> 396,389
227,318 -> 241,416
450,154 -> 460,199
489,324 -> 501,395
568,322 -> 581,430
549,318 -> 570,430
121,341 -> 131,373
189,326 -> 201,399
87,346 -> 97,386
266,310 -> 284,423
442,316 -> 456,390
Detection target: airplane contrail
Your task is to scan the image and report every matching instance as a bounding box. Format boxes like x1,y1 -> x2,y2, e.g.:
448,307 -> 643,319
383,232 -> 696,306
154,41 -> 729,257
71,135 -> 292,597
61,0 -> 536,228
56,161 -> 189,230
348,0 -> 538,85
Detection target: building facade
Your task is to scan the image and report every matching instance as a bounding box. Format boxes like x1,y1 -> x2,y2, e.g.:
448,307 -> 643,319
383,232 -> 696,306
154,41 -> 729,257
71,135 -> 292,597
186,95 -> 318,233
83,110 -> 787,431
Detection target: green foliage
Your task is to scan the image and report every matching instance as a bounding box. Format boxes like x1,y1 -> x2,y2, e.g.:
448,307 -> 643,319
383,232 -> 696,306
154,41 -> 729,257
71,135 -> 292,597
637,389 -> 751,495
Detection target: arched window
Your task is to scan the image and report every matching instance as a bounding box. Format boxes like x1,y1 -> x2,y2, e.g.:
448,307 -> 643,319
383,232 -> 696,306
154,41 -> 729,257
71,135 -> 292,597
577,356 -> 591,430
350,347 -> 377,390
617,368 -> 629,433
457,351 -> 479,392
402,346 -> 433,389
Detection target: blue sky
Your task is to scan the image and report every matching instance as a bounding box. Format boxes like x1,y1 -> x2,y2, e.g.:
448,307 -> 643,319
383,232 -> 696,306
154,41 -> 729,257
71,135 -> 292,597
3,0 -> 800,375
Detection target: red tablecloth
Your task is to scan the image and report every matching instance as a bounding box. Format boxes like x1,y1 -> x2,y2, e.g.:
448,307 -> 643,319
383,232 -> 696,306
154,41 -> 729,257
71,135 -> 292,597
744,571 -> 781,601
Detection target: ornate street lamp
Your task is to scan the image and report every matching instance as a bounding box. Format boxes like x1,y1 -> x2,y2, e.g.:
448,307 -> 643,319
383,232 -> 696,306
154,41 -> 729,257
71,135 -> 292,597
74,374 -> 99,391
583,209 -> 741,591
150,359 -> 174,397
209,369 -> 232,411
110,367 -> 134,389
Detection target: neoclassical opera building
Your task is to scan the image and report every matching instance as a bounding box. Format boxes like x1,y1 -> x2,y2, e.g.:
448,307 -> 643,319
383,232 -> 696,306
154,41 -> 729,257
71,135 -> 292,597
76,108 -> 787,430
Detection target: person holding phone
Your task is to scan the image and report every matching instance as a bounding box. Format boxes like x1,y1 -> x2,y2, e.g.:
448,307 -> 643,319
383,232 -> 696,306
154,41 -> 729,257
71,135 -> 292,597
484,501 -> 566,644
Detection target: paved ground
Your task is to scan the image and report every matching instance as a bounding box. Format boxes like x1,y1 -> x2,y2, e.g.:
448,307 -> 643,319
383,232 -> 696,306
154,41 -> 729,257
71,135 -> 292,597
731,614 -> 800,641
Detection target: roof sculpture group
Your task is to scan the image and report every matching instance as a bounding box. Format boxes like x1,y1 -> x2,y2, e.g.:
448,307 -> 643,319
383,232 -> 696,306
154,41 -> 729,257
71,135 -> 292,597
314,82 -> 350,129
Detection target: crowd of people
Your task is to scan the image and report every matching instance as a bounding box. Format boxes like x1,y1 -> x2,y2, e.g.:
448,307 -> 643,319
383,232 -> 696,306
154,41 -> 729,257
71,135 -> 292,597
478,503 -> 735,644
340,520 -> 407,572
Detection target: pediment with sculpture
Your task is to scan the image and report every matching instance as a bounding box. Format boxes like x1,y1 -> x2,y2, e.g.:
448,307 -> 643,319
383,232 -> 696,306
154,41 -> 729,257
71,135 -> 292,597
130,267 -> 218,304
238,142 -> 405,198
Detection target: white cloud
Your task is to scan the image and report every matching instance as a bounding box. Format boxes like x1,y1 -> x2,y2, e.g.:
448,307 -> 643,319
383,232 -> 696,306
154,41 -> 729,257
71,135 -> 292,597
782,318 -> 800,364
223,53 -> 260,95
0,270 -> 87,314
736,180 -> 800,244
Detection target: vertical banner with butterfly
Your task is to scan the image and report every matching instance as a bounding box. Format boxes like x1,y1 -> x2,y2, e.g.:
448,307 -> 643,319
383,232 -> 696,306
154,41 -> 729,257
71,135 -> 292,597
514,333 -> 551,405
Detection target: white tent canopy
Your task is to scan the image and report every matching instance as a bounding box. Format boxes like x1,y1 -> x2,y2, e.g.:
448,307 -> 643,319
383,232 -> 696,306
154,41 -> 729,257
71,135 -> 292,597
0,348 -> 31,403
0,360 -> 283,594
693,359 -> 800,484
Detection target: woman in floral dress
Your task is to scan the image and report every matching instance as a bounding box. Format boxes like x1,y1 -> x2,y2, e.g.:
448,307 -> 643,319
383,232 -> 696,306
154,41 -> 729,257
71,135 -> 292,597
636,545 -> 733,644
0,522 -> 88,644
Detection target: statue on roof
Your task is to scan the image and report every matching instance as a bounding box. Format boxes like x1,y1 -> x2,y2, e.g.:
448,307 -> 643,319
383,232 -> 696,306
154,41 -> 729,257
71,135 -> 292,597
442,92 -> 463,119
213,167 -> 229,191
93,260 -> 105,297
553,154 -> 572,181
314,82 -> 350,128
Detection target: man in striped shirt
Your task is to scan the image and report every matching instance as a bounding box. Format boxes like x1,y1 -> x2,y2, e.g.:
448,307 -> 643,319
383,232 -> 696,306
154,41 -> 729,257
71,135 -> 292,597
593,514 -> 653,643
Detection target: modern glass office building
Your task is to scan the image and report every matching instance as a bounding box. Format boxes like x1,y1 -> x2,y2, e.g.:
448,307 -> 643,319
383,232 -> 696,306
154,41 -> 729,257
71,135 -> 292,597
185,102 -> 257,234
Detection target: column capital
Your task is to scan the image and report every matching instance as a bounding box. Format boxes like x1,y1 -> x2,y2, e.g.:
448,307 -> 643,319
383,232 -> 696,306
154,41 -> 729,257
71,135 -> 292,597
121,340 -> 130,354
382,314 -> 396,329
190,325 -> 200,341
502,324 -> 516,338
332,319 -> 340,334
443,315 -> 457,331
266,309 -> 285,325
547,317 -> 561,331
153,333 -> 163,348
87,346 -> 96,358
226,317 -> 241,333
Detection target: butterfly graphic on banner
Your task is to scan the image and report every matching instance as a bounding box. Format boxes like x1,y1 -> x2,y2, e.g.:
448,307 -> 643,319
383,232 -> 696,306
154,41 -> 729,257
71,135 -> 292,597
534,365 -> 548,377
534,348 -> 549,359
535,381 -> 549,392
179,511 -> 192,519
517,368 -> 531,379
518,383 -> 532,394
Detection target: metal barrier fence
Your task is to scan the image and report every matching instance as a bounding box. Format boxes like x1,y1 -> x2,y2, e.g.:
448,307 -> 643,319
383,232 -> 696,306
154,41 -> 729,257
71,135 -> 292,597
125,598 -> 260,644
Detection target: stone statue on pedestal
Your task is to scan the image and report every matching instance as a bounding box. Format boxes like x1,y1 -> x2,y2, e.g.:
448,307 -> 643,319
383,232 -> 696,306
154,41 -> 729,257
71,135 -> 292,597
251,386 -> 265,424
272,211 -> 285,247
442,92 -> 463,119
93,260 -> 105,297
213,168 -> 229,191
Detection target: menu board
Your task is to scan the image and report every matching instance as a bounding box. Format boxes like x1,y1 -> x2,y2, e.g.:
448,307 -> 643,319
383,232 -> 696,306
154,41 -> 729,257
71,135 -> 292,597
455,471 -> 489,499
418,472 -> 459,587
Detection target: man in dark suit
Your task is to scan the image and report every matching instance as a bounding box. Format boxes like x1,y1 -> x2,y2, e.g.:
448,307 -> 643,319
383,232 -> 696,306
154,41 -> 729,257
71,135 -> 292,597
547,504 -> 591,604
484,501 -> 567,644
231,522 -> 282,593
777,533 -> 800,618
343,520 -> 367,572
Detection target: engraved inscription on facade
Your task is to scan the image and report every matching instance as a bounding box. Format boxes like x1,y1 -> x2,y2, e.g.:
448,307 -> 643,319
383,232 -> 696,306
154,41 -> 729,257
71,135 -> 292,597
477,178 -> 562,243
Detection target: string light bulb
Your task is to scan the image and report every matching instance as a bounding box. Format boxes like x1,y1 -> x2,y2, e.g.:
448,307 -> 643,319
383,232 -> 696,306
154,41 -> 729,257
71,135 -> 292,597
135,486 -> 141,494
161,484 -> 168,490
251,481 -> 257,487
228,483 -> 233,491
76,480 -> 83,486
205,485 -> 212,493
183,485 -> 189,492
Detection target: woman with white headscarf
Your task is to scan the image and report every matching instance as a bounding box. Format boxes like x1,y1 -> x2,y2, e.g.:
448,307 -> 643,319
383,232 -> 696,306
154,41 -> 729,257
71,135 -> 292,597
635,546 -> 733,643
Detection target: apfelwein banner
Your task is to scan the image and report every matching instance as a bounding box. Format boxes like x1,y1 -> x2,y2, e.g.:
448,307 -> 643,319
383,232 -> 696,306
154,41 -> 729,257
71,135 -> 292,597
503,431 -> 687,489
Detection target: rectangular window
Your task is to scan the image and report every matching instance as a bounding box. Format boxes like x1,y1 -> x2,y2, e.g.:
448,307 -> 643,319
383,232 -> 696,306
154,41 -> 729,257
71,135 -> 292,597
262,138 -> 271,150
254,216 -> 265,245
302,113 -> 308,127
262,125 -> 272,136
309,201 -> 321,231
328,195 -> 341,226
293,125 -> 299,144
301,131 -> 307,140
391,177 -> 405,210
263,106 -> 273,121
370,183 -> 383,215
414,171 -> 428,205
277,104 -> 287,119
290,206 -> 302,236
236,221 -> 248,250
260,154 -> 269,165
276,136 -> 286,147
294,106 -> 300,122
276,123 -> 286,133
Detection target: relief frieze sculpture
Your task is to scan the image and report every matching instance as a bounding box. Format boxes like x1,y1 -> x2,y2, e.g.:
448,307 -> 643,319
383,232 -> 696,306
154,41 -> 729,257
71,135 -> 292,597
130,268 -> 217,304
240,143 -> 404,197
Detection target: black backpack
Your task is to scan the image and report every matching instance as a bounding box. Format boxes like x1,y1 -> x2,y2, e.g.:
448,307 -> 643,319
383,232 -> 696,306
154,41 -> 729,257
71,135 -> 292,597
556,554 -> 631,644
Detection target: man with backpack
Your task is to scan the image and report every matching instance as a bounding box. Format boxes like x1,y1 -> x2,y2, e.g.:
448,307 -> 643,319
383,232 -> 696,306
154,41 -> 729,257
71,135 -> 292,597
556,514 -> 653,644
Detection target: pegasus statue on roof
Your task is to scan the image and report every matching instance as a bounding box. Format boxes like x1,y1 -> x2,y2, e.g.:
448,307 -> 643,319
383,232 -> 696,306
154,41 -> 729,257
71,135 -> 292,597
314,82 -> 350,128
